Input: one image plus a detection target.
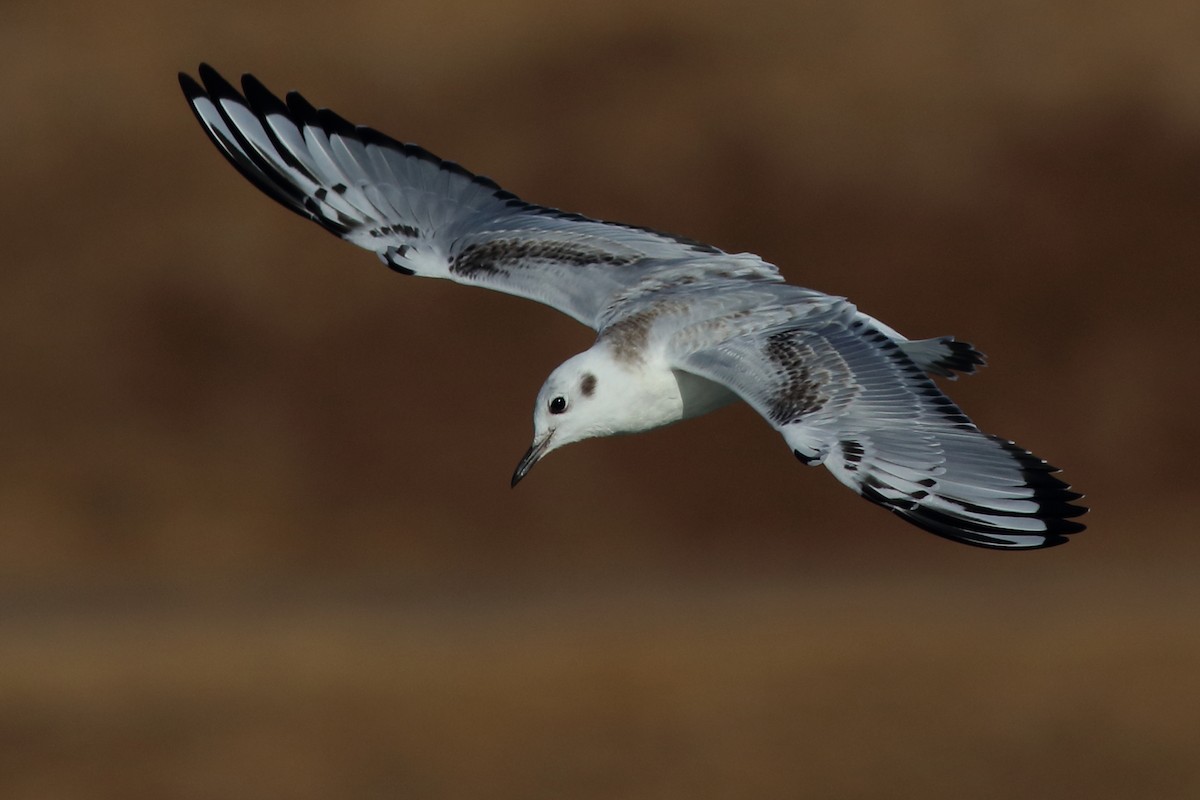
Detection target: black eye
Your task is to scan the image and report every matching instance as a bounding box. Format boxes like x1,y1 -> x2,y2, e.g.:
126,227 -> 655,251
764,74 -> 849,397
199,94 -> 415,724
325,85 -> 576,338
549,396 -> 567,414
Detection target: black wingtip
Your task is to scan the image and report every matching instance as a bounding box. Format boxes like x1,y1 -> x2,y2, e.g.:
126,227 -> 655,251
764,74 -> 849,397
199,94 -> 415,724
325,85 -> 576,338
316,106 -> 358,138
196,62 -> 228,93
848,429 -> 1088,550
284,89 -> 320,125
240,71 -> 289,117
179,62 -> 321,223
178,70 -> 202,98
890,503 -> 1080,550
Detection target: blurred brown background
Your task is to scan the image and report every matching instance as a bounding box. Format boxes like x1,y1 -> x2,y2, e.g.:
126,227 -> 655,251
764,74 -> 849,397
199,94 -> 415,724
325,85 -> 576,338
2,0 -> 1198,797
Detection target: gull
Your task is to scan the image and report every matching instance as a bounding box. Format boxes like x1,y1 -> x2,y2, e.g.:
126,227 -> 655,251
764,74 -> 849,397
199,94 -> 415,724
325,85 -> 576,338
179,64 -> 1086,549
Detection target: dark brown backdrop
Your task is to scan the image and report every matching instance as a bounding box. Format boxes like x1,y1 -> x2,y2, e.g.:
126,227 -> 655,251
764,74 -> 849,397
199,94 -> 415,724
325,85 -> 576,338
2,1 -> 1198,797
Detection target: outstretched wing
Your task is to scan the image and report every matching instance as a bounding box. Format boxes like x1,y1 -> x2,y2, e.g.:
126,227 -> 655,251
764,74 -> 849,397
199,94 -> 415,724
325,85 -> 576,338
179,64 -> 781,328
673,300 -> 1086,549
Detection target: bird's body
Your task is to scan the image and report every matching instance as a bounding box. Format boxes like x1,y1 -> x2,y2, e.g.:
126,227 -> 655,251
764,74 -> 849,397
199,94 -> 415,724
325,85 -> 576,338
180,64 -> 1086,549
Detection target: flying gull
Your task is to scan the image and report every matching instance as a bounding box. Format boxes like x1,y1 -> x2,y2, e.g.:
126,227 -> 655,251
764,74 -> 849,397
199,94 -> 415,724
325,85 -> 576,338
179,65 -> 1086,549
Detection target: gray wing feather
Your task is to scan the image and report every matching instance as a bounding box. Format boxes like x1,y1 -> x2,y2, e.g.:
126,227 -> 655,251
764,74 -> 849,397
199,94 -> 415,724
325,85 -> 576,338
180,65 -> 780,328
673,300 -> 1086,549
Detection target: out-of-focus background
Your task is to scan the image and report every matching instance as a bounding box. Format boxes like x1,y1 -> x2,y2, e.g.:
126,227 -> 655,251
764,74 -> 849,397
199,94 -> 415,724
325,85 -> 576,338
3,1 -> 1198,797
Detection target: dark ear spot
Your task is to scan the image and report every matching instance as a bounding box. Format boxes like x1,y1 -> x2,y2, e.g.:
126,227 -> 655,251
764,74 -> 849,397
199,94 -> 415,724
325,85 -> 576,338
580,373 -> 597,397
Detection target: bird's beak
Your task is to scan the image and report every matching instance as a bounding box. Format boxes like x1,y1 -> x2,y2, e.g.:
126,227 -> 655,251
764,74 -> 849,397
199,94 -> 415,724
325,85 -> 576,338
511,433 -> 553,487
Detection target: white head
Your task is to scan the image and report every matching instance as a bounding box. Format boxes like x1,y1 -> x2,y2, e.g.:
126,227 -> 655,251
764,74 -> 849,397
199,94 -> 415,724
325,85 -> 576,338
510,347 -> 683,486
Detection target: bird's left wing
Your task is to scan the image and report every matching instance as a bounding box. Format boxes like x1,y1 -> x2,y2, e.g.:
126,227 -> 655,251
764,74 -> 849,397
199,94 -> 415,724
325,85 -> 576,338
179,65 -> 781,328
671,298 -> 1087,549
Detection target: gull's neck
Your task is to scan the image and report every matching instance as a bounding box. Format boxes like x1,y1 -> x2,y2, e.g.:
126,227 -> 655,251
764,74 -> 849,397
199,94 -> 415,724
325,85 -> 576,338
585,346 -> 685,435
590,345 -> 735,435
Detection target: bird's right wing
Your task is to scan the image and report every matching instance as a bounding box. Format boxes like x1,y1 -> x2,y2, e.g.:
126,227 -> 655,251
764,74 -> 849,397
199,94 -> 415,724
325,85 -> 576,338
672,299 -> 1086,549
179,65 -> 782,329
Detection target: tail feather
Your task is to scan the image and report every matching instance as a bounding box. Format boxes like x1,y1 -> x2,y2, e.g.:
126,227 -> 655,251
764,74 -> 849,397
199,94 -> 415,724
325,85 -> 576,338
900,337 -> 987,379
